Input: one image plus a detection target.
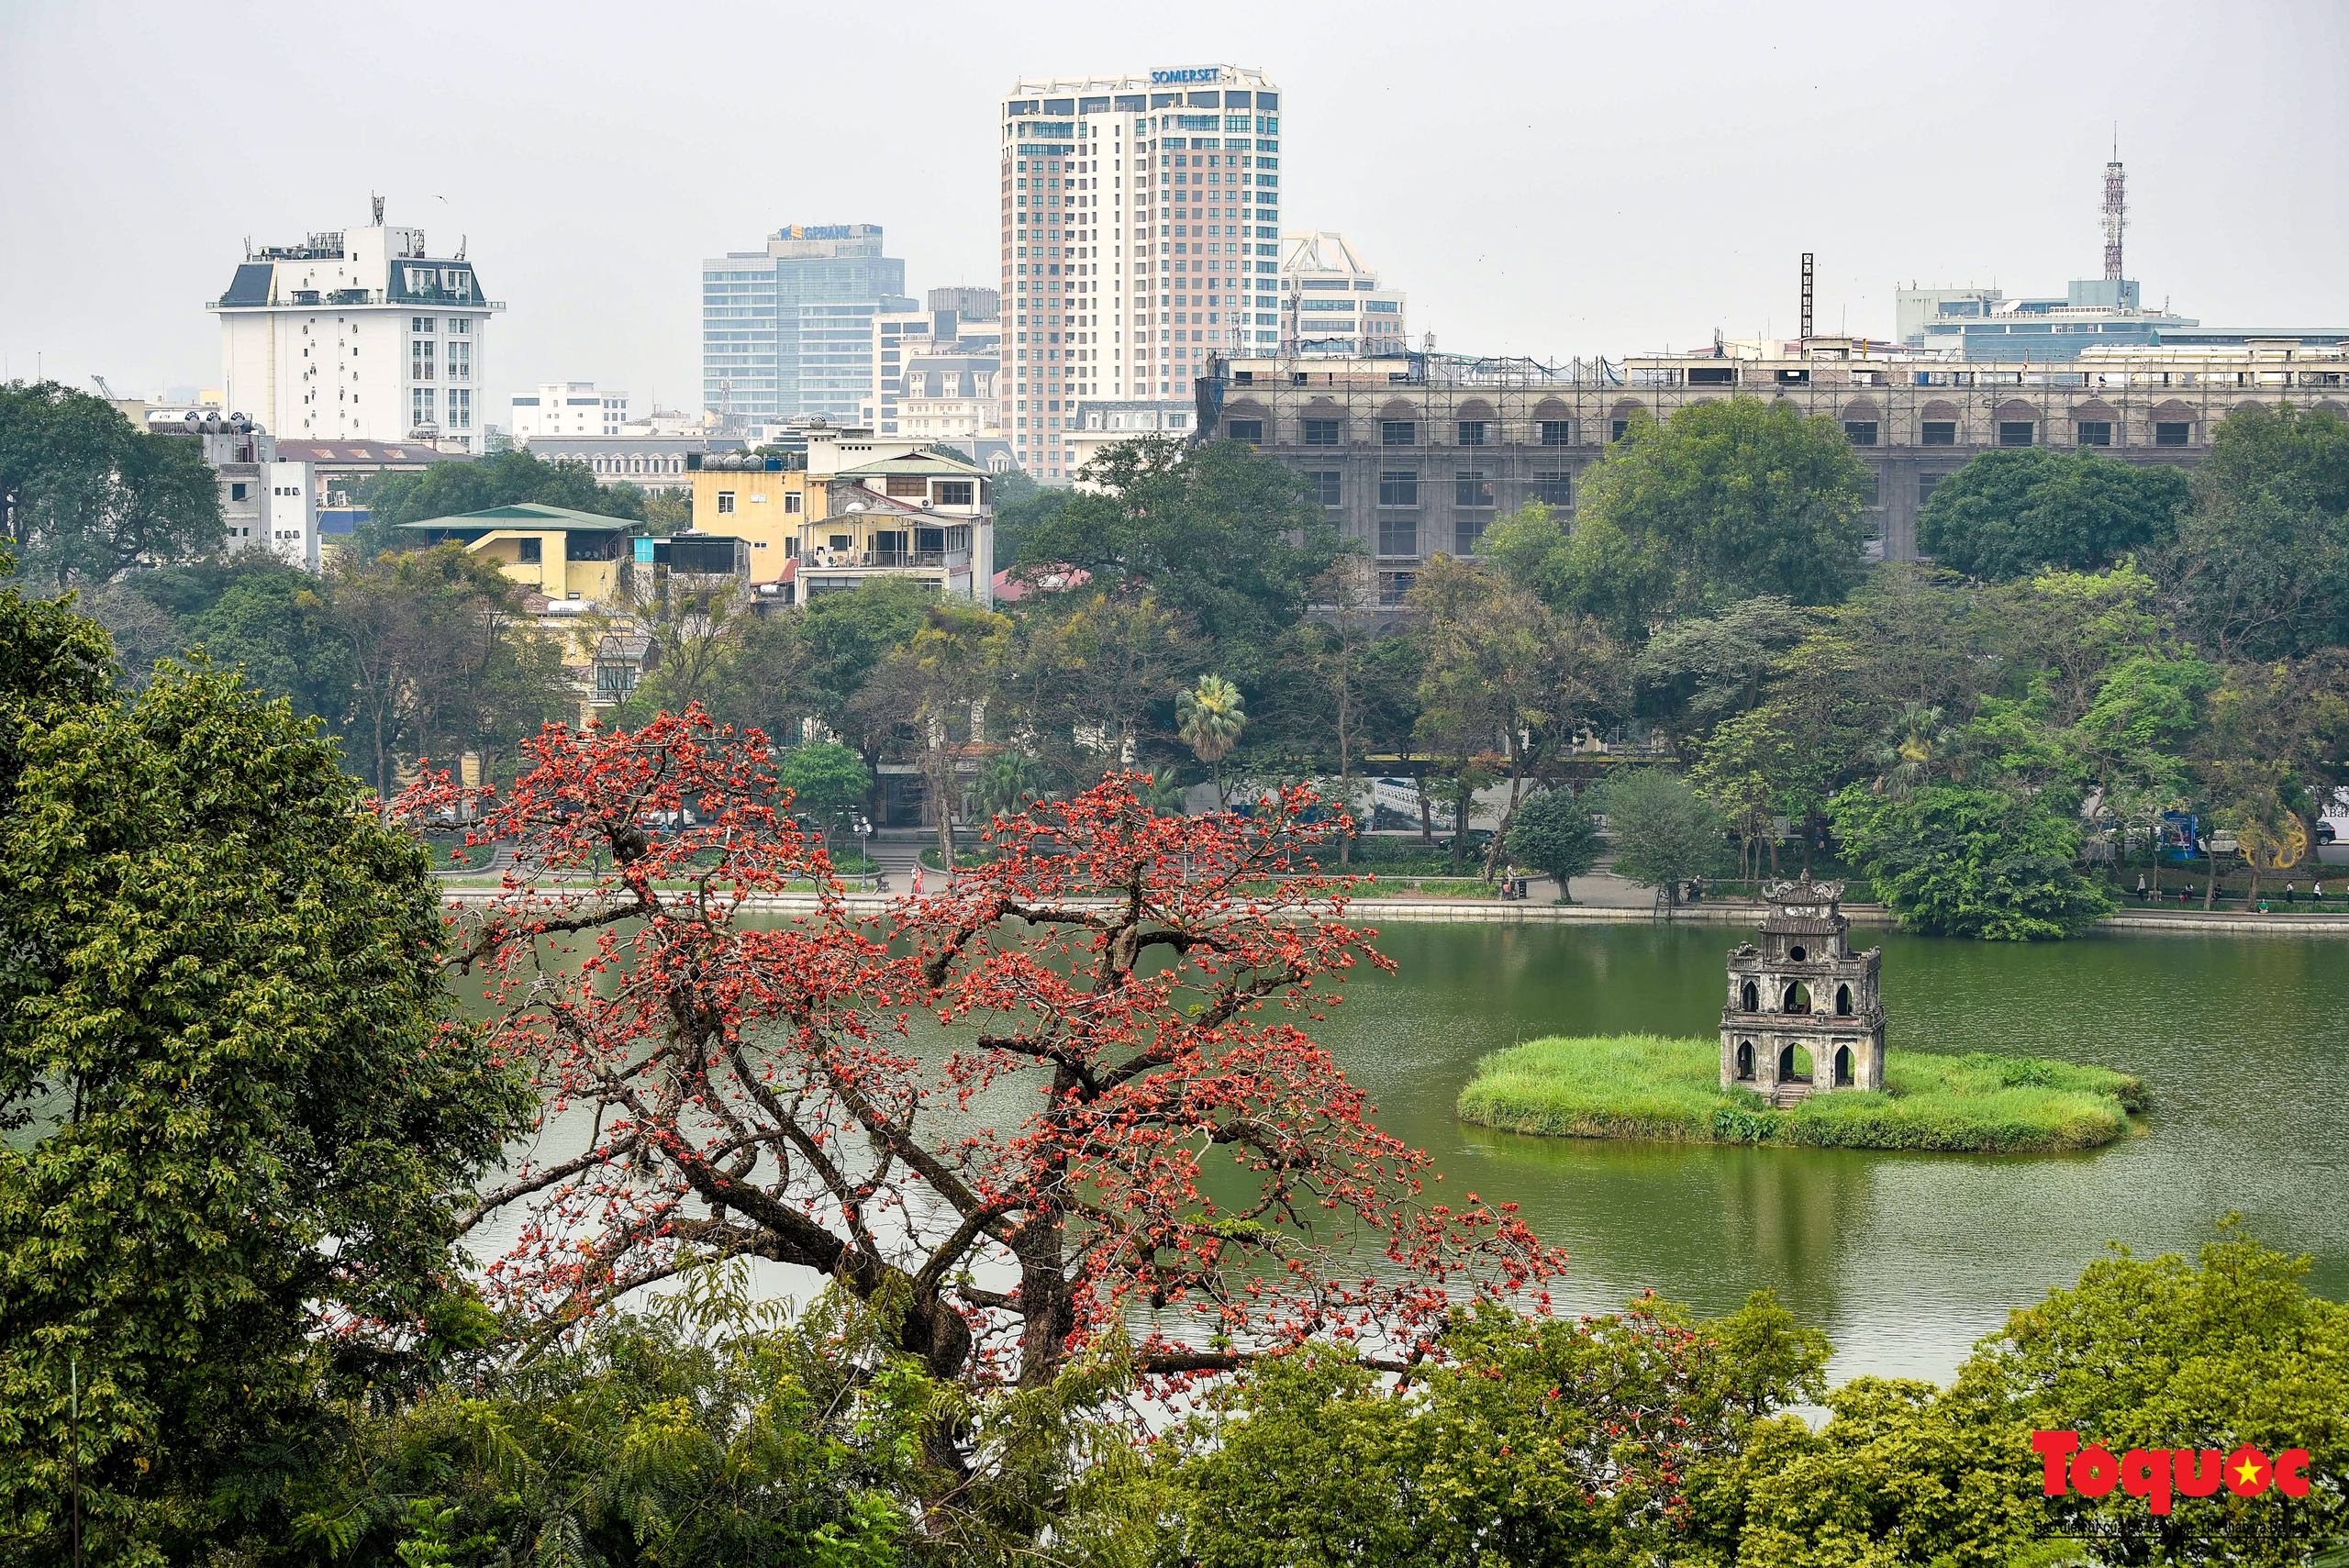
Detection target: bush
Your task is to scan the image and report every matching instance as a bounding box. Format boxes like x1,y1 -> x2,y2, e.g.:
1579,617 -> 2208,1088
1504,787 -> 1602,895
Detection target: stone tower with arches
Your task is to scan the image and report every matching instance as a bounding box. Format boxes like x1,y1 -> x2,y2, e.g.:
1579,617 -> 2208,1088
1720,873 -> 1886,1104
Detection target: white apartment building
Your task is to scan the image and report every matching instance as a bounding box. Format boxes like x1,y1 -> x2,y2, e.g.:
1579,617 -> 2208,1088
511,383 -> 629,441
862,291 -> 1004,447
1280,232 -> 1407,358
998,65 -> 1283,482
213,201 -> 501,454
146,411 -> 319,570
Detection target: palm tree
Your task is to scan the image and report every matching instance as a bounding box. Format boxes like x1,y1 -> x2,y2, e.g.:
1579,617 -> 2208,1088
1175,673 -> 1247,810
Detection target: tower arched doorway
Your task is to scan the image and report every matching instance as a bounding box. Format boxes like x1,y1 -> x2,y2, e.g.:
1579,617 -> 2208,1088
1833,1045 -> 1854,1086
1741,980 -> 1759,1012
1836,984 -> 1854,1017
1784,981 -> 1812,1014
1777,1045 -> 1811,1083
1736,1040 -> 1755,1081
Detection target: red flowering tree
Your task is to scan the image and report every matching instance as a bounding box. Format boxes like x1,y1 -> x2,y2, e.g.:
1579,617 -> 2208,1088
399,707 -> 1563,1469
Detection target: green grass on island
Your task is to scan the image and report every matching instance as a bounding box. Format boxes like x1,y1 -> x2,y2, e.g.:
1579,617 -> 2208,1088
1457,1034 -> 2148,1153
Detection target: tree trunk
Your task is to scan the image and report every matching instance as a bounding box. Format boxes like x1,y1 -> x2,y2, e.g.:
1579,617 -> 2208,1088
1452,788 -> 1468,875
1417,776 -> 1435,845
930,742 -> 957,871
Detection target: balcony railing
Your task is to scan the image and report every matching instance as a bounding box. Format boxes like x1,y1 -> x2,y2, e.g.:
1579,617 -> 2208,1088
811,549 -> 971,571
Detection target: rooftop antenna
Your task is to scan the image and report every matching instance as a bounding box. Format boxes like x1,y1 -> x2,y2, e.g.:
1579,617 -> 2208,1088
456,234 -> 467,260
2102,132 -> 2126,282
371,192 -> 385,226
1799,252 -> 1816,341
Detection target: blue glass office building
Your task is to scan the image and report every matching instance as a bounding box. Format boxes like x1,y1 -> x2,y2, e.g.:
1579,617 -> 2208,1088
701,225 -> 908,423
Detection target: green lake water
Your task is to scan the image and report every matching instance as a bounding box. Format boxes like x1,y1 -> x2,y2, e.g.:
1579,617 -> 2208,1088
1326,921 -> 2348,1383
477,917 -> 2345,1388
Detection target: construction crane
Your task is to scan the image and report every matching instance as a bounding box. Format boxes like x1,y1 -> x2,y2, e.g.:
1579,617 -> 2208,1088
90,374 -> 119,400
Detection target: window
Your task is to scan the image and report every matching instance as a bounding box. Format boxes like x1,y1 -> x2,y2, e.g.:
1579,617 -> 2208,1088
1378,471 -> 1419,506
1380,419 -> 1416,446
1921,420 -> 1957,445
1226,418 -> 1263,443
1539,419 -> 1572,446
2155,421 -> 2191,447
1919,474 -> 1943,505
1376,570 -> 1416,607
1303,417 -> 1341,446
516,538 -> 542,562
1998,421 -> 2035,447
1454,517 -> 1487,555
1532,472 -> 1573,506
1856,468 -> 1879,505
229,482 -> 248,501
1377,515 -> 1419,558
1687,365 -> 1737,385
785,492 -> 803,514
447,341 -> 472,380
410,387 -> 434,427
886,474 -> 928,497
1609,418 -> 1631,441
411,339 -> 434,380
2076,420 -> 2113,446
1453,471 -> 1494,508
448,388 -> 472,429
717,490 -> 737,514
933,480 -> 974,506
1456,419 -> 1487,446
1843,421 -> 1878,446
1305,470 -> 1341,506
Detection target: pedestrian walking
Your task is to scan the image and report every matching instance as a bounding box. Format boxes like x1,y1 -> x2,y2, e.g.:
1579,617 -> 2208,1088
2135,873 -> 2149,903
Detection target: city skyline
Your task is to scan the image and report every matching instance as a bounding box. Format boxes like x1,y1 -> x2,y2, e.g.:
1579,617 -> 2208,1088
5,1 -> 2345,422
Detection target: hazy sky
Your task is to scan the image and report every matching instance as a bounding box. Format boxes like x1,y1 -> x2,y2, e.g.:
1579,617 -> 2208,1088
5,1 -> 2344,416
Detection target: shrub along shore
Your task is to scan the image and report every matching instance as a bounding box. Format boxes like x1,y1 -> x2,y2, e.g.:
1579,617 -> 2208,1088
1457,1033 -> 2148,1153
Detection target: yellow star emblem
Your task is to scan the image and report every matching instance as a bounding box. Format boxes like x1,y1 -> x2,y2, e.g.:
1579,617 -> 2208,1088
2233,1456 -> 2264,1487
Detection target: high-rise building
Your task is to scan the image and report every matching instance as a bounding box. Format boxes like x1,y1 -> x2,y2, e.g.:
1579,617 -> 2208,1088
1279,232 -> 1406,358
999,66 -> 1283,481
212,201 -> 500,454
511,382 -> 629,442
701,224 -> 908,425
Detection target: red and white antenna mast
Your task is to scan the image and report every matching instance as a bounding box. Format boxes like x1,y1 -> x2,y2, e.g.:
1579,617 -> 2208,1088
2101,135 -> 2127,282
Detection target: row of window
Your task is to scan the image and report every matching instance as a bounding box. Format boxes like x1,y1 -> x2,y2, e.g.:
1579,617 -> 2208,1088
1297,470 -> 1575,509
1239,415 -> 2198,450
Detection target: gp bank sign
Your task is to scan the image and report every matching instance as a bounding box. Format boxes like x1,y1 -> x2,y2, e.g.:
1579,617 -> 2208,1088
1151,66 -> 1226,85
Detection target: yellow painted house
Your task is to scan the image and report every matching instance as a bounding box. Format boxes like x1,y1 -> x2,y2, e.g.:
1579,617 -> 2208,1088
395,502 -> 637,603
686,454 -> 807,585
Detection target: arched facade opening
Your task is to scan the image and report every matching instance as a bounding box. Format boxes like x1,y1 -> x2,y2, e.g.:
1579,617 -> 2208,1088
1833,1046 -> 1854,1087
1836,984 -> 1854,1017
1783,981 -> 1811,1014
1741,980 -> 1759,1012
1778,1045 -> 1812,1082
1736,1040 -> 1755,1081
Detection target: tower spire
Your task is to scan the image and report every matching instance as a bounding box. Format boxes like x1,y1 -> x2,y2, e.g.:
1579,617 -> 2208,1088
2101,138 -> 2126,283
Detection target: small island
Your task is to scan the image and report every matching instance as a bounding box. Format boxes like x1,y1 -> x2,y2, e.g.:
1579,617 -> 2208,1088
1456,1033 -> 2147,1153
1458,876 -> 2146,1153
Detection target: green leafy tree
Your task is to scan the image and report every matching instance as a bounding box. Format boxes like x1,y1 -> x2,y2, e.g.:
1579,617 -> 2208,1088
0,571 -> 528,1560
2154,403 -> 2349,660
0,381 -> 224,586
288,1267 -> 927,1567
351,449 -> 646,557
1916,448 -> 2188,580
1632,594 -> 1805,748
1830,783 -> 2117,939
855,599 -> 1010,866
1014,437 -> 1352,680
1503,787 -> 1603,901
1592,768 -> 1725,914
1570,399 -> 1875,629
776,740 -> 872,861
183,564 -> 357,729
1149,1291 -> 1827,1568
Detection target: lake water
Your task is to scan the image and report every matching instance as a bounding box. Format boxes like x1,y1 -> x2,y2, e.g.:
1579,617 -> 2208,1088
1330,920 -> 2348,1384
474,915 -> 2347,1388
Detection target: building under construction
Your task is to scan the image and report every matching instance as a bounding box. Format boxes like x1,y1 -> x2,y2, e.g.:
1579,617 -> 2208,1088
1197,334 -> 2349,600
